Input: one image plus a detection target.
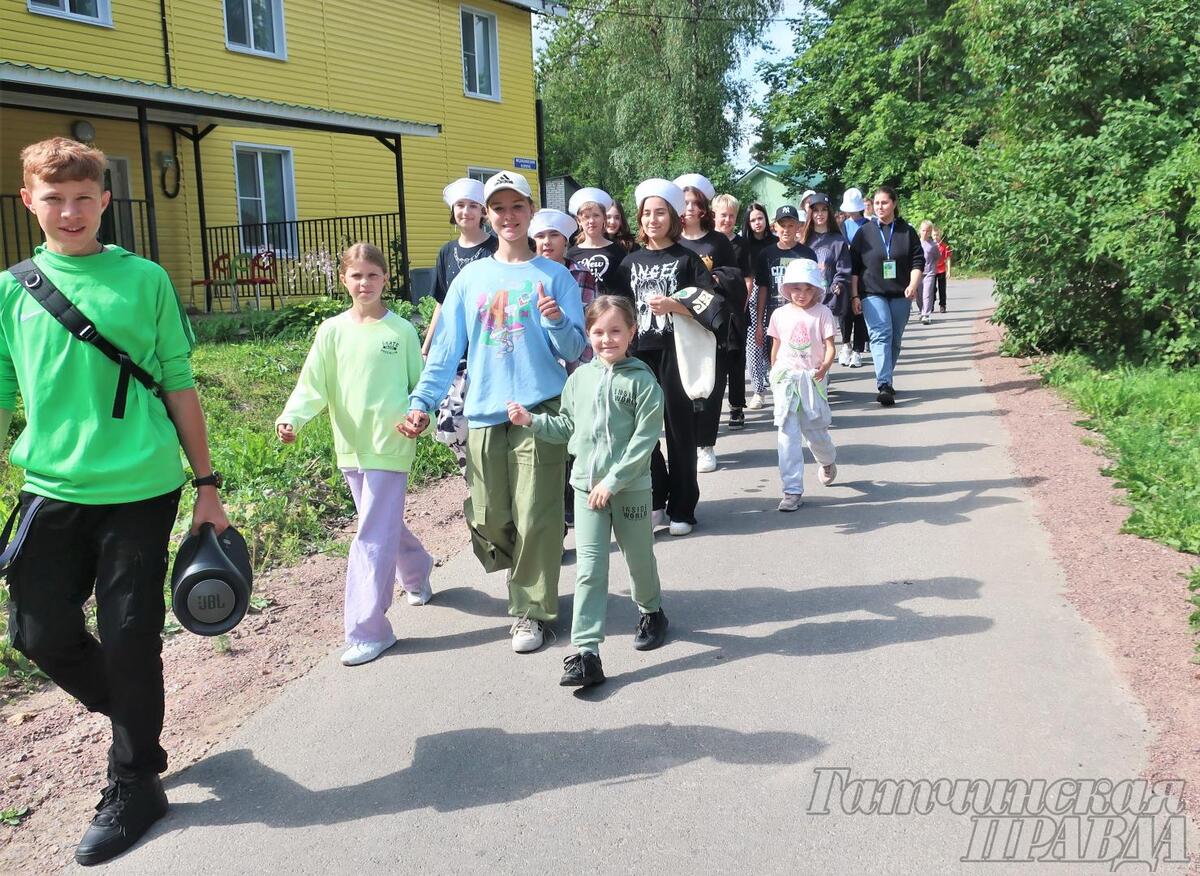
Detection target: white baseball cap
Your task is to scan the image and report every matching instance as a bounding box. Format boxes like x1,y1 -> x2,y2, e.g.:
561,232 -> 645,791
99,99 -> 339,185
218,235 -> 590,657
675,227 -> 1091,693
568,187 -> 613,215
442,178 -> 485,209
483,170 -> 533,203
529,208 -> 578,240
673,173 -> 716,202
634,178 -> 686,215
781,258 -> 825,290
840,188 -> 867,213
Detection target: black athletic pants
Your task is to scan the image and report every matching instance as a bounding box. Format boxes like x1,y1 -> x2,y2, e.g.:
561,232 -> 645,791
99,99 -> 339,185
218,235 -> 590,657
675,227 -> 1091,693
637,345 -> 700,525
726,344 -> 746,410
696,347 -> 730,448
7,488 -> 181,781
841,311 -> 868,353
935,272 -> 947,308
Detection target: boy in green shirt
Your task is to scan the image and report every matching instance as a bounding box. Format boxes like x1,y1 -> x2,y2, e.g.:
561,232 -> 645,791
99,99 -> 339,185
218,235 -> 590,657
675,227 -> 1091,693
0,138 -> 228,866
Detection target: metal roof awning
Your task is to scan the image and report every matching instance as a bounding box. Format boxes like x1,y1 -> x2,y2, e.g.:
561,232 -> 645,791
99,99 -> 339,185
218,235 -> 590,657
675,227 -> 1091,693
0,62 -> 440,138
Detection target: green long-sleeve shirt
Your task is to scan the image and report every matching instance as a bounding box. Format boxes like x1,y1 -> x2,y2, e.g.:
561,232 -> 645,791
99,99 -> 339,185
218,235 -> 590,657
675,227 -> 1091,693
0,245 -> 195,504
531,356 -> 664,495
277,310 -> 425,472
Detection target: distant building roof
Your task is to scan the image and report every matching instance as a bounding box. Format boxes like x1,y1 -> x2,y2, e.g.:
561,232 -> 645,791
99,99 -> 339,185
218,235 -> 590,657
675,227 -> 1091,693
737,162 -> 825,189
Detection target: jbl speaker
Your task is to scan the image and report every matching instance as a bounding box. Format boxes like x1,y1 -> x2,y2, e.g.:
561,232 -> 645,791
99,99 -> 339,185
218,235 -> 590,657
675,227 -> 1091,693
171,523 -> 253,636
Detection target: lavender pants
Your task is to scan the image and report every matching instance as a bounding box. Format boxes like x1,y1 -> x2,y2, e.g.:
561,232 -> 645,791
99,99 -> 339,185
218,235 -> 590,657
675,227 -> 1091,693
342,469 -> 433,644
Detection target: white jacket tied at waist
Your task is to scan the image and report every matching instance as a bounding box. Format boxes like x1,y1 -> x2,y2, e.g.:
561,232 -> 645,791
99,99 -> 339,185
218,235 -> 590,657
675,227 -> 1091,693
769,365 -> 831,429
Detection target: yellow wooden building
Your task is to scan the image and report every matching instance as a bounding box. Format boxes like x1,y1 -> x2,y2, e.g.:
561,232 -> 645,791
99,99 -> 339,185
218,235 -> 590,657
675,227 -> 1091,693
0,0 -> 558,309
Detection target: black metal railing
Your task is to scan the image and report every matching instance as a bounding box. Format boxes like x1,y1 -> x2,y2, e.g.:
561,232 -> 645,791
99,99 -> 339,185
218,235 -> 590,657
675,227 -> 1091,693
201,212 -> 407,309
1,194 -> 150,265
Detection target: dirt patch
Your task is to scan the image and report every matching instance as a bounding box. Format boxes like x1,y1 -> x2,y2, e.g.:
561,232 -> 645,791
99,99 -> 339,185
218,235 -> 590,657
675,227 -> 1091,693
0,474 -> 468,873
973,311 -> 1200,863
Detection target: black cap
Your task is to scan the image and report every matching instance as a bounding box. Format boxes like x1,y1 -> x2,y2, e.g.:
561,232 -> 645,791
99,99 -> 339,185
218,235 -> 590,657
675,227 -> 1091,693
808,193 -> 832,208
774,205 -> 800,222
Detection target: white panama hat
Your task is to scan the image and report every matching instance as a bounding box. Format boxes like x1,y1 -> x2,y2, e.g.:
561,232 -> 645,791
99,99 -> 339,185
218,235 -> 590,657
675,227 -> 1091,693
839,188 -> 867,213
442,177 -> 485,208
568,187 -> 614,215
529,208 -> 578,239
781,258 -> 825,290
634,178 -> 686,215
673,173 -> 717,201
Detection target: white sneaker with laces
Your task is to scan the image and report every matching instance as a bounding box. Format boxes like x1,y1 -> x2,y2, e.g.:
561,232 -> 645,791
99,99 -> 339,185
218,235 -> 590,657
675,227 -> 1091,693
651,509 -> 669,529
778,494 -> 803,512
696,446 -> 717,473
838,344 -> 852,367
668,520 -> 693,536
819,463 -> 838,486
510,614 -> 545,653
406,578 -> 434,606
849,351 -> 863,368
341,634 -> 397,666
747,393 -> 765,410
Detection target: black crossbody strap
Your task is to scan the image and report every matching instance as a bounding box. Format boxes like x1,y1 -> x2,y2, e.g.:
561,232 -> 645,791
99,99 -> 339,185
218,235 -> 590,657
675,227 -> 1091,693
0,495 -> 46,577
9,259 -> 158,419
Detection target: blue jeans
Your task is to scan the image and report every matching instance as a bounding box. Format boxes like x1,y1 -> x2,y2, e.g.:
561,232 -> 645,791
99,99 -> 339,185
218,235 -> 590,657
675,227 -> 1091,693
861,295 -> 911,388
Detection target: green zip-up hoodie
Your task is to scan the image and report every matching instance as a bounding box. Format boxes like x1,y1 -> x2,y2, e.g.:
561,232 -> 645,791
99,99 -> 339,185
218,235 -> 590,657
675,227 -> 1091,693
530,356 -> 664,495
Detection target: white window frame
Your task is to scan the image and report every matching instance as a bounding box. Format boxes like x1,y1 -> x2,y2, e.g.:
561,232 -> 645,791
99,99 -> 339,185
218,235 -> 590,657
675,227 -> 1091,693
223,0 -> 288,61
231,143 -> 298,255
460,6 -> 501,102
467,166 -> 505,185
27,0 -> 113,27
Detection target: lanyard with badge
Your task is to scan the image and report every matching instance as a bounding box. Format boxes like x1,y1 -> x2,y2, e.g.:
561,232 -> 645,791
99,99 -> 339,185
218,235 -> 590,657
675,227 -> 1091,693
877,219 -> 897,280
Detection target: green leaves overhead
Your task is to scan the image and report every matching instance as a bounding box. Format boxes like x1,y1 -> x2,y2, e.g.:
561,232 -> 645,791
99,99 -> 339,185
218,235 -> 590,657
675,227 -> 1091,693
537,0 -> 781,205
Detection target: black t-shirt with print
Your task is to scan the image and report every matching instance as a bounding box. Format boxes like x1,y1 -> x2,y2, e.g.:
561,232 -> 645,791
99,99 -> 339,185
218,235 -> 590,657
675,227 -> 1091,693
754,241 -> 819,318
566,241 -> 627,295
432,236 -> 499,303
679,230 -> 738,275
613,243 -> 713,352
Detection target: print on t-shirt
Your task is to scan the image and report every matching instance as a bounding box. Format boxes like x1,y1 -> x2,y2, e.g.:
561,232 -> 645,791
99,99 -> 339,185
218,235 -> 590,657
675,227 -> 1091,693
770,257 -> 799,301
628,259 -> 680,337
475,282 -> 537,357
574,252 -> 612,284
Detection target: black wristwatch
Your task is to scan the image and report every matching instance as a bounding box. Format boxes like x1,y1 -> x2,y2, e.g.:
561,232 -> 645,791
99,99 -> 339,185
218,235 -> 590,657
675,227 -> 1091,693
192,471 -> 224,490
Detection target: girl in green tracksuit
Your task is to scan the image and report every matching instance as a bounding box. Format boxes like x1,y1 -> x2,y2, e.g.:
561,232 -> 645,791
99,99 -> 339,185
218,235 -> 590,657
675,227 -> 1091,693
507,295 -> 667,688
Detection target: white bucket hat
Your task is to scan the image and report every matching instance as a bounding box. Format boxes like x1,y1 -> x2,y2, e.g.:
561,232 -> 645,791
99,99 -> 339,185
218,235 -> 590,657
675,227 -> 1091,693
673,173 -> 717,202
781,258 -> 825,290
839,187 -> 867,213
483,170 -> 533,203
634,178 -> 686,215
529,208 -> 577,240
568,187 -> 613,215
442,178 -> 485,209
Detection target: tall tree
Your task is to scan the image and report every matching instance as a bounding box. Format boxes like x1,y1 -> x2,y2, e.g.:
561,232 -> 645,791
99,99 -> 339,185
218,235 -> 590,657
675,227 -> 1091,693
537,0 -> 781,203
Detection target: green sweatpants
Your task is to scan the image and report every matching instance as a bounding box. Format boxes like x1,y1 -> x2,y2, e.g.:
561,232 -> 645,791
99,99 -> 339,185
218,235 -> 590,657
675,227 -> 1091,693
465,400 -> 567,622
571,487 -> 662,652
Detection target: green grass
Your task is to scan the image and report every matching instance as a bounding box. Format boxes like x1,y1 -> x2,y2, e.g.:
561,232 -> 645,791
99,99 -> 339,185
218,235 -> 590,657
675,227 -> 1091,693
1035,354 -> 1200,657
0,331 -> 457,686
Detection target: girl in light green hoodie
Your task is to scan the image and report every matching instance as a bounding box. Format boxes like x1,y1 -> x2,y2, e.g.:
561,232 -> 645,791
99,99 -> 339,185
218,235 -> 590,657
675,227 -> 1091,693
507,296 -> 668,688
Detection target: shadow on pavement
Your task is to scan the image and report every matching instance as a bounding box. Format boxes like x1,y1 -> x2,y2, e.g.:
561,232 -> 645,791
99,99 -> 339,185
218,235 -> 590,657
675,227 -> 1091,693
580,576 -> 991,701
161,724 -> 826,828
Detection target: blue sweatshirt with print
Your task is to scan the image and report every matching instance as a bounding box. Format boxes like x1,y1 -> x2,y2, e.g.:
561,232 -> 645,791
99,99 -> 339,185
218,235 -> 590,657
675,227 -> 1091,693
409,255 -> 587,427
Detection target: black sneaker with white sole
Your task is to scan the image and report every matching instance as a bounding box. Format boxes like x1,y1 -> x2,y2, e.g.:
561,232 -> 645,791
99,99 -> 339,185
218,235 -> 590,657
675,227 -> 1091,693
876,383 -> 896,406
75,775 -> 168,866
729,408 -> 745,429
632,608 -> 669,651
560,651 -> 605,687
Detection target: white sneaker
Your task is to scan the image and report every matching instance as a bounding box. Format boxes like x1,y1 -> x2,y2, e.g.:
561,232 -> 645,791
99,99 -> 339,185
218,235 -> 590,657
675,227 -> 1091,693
668,520 -> 693,536
921,314 -> 932,325
747,393 -> 765,410
651,509 -> 669,529
510,614 -> 545,653
696,446 -> 717,473
819,463 -> 838,486
778,494 -> 803,512
838,344 -> 852,366
406,578 -> 434,606
341,634 -> 397,666
849,351 -> 863,368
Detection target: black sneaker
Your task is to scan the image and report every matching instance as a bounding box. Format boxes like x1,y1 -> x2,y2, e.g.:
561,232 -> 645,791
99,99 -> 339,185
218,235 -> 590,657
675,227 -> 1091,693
632,608 -> 669,651
729,408 -> 745,429
75,775 -> 168,866
560,651 -> 605,687
876,384 -> 896,406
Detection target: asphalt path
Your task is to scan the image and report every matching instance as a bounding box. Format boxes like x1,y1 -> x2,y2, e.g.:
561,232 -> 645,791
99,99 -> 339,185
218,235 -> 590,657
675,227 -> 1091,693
86,280 -> 1192,875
